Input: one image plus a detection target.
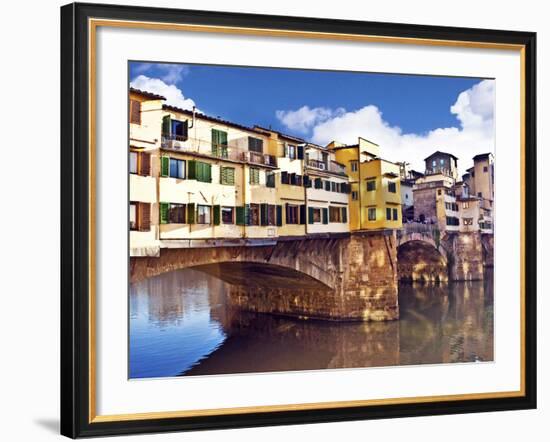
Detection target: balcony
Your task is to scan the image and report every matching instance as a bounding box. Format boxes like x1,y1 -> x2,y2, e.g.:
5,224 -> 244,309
161,136 -> 276,166
307,159 -> 346,175
242,150 -> 277,168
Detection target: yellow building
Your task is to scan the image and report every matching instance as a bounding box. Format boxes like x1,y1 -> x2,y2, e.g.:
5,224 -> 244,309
329,138 -> 402,231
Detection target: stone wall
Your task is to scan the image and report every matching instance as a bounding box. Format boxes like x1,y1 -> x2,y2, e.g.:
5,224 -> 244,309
447,232 -> 485,281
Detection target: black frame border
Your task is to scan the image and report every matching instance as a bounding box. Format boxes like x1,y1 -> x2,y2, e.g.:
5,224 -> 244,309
60,2 -> 537,438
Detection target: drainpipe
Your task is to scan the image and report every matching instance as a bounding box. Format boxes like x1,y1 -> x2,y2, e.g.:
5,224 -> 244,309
301,143 -> 308,236
357,146 -> 363,230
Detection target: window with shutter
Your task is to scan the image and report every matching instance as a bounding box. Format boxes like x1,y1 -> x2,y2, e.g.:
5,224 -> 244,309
139,152 -> 151,176
248,137 -> 263,153
129,202 -> 138,230
160,156 -> 170,177
297,145 -> 304,160
221,167 -> 235,185
342,207 -> 348,223
276,205 -> 283,226
129,151 -> 138,174
212,129 -> 228,157
213,205 -> 221,225
314,178 -> 322,189
236,206 -> 245,225
260,203 -> 268,226
322,208 -> 329,225
162,115 -> 171,136
221,207 -> 234,224
129,99 -> 141,125
324,181 -> 331,191
249,168 -> 260,185
281,171 -> 289,184
308,207 -> 314,224
187,203 -> 195,224
386,208 -> 392,220
159,202 -> 169,224
299,205 -> 306,225
187,160 -> 196,180
266,172 -> 275,188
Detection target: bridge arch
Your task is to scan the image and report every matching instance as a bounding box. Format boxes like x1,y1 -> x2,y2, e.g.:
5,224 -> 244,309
396,233 -> 449,283
130,239 -> 340,289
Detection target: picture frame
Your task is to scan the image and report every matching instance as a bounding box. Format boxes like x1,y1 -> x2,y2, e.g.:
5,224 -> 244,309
60,2 -> 537,438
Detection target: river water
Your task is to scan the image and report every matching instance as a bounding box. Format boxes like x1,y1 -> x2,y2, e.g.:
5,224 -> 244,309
129,268 -> 493,379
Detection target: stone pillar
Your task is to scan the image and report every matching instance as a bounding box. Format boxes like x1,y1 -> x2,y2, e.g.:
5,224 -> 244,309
339,231 -> 399,321
448,232 -> 485,281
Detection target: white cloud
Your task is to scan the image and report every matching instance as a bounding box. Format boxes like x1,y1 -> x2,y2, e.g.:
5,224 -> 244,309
133,63 -> 190,84
130,75 -> 197,111
278,80 -> 495,175
275,106 -> 344,134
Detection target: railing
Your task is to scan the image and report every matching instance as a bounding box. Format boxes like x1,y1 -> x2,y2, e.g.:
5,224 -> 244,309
307,159 -> 346,175
242,151 -> 277,167
161,136 -> 276,166
397,222 -> 440,238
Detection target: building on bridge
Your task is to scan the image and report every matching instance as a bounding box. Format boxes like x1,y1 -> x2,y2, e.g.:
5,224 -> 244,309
328,138 -> 402,231
129,88 -> 405,257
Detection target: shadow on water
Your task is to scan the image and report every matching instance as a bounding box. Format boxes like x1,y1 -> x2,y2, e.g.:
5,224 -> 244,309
129,268 -> 493,378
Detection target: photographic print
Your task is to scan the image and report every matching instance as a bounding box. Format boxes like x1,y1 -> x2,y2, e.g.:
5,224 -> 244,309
128,62 -> 495,379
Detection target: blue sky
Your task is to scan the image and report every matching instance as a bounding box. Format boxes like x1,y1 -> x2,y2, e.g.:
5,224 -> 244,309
130,61 -> 495,173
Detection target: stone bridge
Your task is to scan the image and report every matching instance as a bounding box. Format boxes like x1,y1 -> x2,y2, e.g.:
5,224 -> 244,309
396,224 -> 493,282
130,227 -> 493,322
131,232 -> 399,322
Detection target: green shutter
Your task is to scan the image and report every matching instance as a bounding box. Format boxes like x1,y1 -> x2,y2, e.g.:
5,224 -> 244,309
202,163 -> 212,183
322,208 -> 329,225
260,203 -> 268,226
160,156 -> 169,177
187,203 -> 195,224
213,205 -> 221,225
188,160 -> 196,179
236,206 -> 245,225
159,202 -> 169,224
244,204 -> 251,225
342,207 -> 348,223
308,207 -> 314,224
162,115 -> 170,135
276,205 -> 283,226
297,145 -> 304,160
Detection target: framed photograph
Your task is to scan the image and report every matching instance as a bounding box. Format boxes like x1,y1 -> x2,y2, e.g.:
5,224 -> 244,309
60,2 -> 537,438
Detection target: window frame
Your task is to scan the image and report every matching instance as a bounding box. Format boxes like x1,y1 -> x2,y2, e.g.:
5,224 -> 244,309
197,205 -> 212,224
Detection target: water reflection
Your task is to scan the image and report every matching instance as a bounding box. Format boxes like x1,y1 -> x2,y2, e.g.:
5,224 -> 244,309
129,268 -> 493,378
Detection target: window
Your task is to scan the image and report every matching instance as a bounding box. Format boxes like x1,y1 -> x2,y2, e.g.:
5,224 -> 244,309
212,129 -> 228,157
432,160 -> 437,167
463,202 -> 470,209
197,205 -> 211,224
483,166 -> 488,172
324,180 -> 331,191
159,203 -> 186,224
281,171 -> 289,184
171,119 -> 188,141
248,137 -> 263,153
440,158 -> 445,165
188,160 -> 212,183
249,204 -> 260,225
350,161 -> 358,172
463,218 -> 473,226
388,181 -> 397,193
386,208 -> 392,221
130,151 -> 138,174
368,208 -> 377,221
329,206 -> 342,223
130,202 -> 150,231
311,208 -> 321,223
446,216 -> 459,226
393,208 -> 398,221
287,144 -> 296,159
437,189 -> 442,195
169,158 -> 186,179
351,191 -> 359,201
129,99 -> 140,124
265,205 -> 276,226
249,167 -> 260,184
130,151 -> 151,176
314,178 -> 323,189
478,192 -> 482,197
367,180 -> 376,191
221,207 -> 234,224
286,204 -> 299,224
405,194 -> 409,200
129,202 -> 138,230
331,181 -> 337,192
220,167 -> 235,185
168,203 -> 186,223
266,172 -> 276,188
